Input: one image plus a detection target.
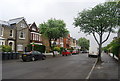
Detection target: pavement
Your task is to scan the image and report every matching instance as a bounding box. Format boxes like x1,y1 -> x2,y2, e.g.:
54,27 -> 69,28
89,53 -> 119,79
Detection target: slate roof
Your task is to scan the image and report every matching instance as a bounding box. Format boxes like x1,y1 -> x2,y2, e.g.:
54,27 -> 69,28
0,20 -> 10,26
8,17 -> 24,24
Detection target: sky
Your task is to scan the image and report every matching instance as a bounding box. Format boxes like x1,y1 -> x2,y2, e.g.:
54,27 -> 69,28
0,0 -> 118,52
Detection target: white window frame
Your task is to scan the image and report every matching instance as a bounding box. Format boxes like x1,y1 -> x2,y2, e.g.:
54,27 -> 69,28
32,28 -> 36,31
33,34 -> 35,40
0,40 -> 5,45
17,44 -> 23,51
0,27 -> 4,36
10,29 -> 14,37
20,23 -> 25,28
19,31 -> 25,39
8,41 -> 14,50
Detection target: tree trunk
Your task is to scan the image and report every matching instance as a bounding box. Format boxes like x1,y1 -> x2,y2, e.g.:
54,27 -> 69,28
49,39 -> 52,51
49,39 -> 55,57
97,35 -> 103,63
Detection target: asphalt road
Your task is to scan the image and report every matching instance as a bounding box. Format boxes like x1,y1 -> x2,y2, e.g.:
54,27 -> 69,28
2,54 -> 97,79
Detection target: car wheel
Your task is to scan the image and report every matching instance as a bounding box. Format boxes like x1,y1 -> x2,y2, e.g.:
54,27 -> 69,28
42,56 -> 46,60
31,57 -> 35,61
66,54 -> 67,56
62,54 -> 64,56
22,59 -> 27,62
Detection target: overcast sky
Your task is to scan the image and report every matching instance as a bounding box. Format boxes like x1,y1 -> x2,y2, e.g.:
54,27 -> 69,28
0,0 -> 117,52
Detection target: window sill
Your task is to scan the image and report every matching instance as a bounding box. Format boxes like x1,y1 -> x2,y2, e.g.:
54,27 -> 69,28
19,38 -> 25,40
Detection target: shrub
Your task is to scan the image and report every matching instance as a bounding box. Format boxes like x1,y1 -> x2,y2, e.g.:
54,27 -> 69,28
27,44 -> 46,53
2,45 -> 12,52
53,47 -> 60,52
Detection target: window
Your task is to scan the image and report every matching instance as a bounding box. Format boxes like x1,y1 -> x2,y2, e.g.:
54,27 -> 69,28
32,28 -> 36,31
20,23 -> 25,28
17,44 -> 23,51
10,30 -> 13,37
19,31 -> 25,39
33,34 -> 35,40
35,34 -> 36,40
0,27 -> 4,36
0,40 -> 5,45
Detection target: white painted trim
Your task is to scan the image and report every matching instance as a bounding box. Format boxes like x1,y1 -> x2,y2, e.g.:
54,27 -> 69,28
0,40 -> 5,45
19,31 -> 25,39
9,29 -> 14,37
0,27 -> 4,36
8,40 -> 14,51
31,32 -> 41,35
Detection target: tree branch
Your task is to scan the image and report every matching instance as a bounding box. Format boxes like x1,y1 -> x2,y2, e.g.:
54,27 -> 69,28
102,31 -> 111,44
92,33 -> 100,45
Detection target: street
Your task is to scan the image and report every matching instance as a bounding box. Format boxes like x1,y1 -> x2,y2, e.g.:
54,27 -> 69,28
2,53 -> 118,79
3,54 -> 96,79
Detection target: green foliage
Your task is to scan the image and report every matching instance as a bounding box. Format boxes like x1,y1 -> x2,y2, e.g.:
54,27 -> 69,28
39,18 -> 69,48
59,47 -> 65,54
74,2 -> 118,58
67,47 -> 74,52
53,47 -> 60,52
74,2 -> 118,35
103,38 -> 120,57
2,45 -> 12,52
27,44 -> 46,53
78,37 -> 89,51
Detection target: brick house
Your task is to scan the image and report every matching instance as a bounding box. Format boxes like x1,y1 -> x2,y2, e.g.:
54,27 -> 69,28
0,17 -> 30,52
29,22 -> 42,45
0,20 -> 16,51
63,34 -> 71,49
70,37 -> 77,49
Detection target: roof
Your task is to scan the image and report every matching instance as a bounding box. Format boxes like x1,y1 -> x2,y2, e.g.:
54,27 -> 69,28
0,20 -> 10,26
8,17 -> 24,24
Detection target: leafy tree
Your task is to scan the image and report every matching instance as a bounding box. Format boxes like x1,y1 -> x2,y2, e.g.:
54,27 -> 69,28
78,37 -> 90,51
103,38 -> 120,58
74,2 -> 118,62
39,18 -> 69,49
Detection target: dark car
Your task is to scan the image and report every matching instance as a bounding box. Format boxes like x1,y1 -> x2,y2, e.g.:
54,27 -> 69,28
22,51 -> 46,62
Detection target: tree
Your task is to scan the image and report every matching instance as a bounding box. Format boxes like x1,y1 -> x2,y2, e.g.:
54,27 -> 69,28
39,18 -> 69,50
78,37 -> 90,51
74,2 -> 118,62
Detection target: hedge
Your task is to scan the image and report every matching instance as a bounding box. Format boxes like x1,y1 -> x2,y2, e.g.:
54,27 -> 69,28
27,44 -> 46,53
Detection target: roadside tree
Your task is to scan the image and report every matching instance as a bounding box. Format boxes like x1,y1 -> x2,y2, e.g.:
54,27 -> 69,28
39,18 -> 69,50
78,37 -> 89,51
74,2 -> 118,62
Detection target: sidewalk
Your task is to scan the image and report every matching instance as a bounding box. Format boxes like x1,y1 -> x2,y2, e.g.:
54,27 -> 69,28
89,53 -> 119,79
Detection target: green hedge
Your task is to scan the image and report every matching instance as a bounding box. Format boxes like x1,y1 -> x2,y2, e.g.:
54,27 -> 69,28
27,44 -> 46,53
1,45 -> 12,52
53,47 -> 60,51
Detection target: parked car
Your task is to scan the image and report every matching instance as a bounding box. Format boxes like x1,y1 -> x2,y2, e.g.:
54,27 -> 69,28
62,50 -> 71,56
88,52 -> 98,58
81,50 -> 89,53
72,50 -> 79,55
22,51 -> 46,62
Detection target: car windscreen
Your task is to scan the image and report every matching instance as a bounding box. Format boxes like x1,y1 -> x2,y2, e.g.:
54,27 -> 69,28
31,51 -> 42,54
